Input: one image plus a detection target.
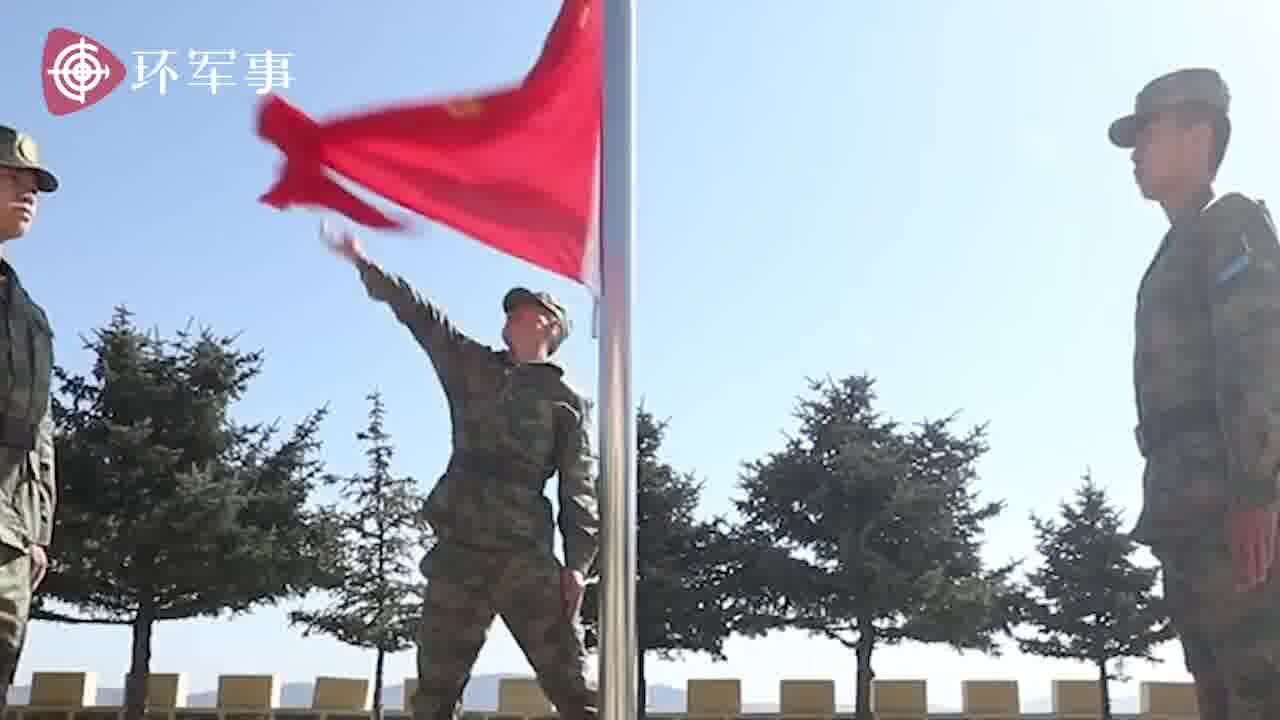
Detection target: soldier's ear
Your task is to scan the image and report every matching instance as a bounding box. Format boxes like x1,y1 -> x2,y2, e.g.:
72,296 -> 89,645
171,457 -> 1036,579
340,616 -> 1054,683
1194,122 -> 1216,150
545,323 -> 564,354
1179,116 -> 1216,156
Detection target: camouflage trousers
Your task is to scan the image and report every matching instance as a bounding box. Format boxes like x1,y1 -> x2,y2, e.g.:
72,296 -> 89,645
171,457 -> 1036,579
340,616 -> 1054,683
411,539 -> 596,720
0,543 -> 31,710
1154,531 -> 1280,720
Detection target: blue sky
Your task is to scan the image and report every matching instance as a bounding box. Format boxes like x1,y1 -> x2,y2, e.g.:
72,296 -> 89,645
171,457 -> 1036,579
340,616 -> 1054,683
5,0 -> 1278,711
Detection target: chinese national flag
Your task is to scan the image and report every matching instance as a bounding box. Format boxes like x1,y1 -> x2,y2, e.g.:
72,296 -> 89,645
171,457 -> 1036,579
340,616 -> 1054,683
256,0 -> 601,292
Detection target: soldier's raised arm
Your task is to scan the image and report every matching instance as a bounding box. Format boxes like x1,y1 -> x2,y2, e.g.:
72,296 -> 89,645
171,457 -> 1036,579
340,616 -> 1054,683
324,225 -> 485,388
556,392 -> 599,577
1205,194 -> 1280,511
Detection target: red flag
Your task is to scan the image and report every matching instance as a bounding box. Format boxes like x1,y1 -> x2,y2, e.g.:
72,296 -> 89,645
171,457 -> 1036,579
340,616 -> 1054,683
256,0 -> 600,292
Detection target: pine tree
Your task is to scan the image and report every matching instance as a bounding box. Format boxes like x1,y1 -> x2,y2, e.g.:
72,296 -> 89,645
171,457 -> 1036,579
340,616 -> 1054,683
579,407 -> 733,719
723,374 -> 1020,720
289,392 -> 432,720
36,306 -> 339,720
1017,473 -> 1175,720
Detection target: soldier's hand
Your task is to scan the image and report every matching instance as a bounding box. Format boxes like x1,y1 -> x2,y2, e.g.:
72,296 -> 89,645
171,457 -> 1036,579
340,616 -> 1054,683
319,221 -> 366,264
29,544 -> 47,591
560,568 -> 585,621
1227,503 -> 1278,592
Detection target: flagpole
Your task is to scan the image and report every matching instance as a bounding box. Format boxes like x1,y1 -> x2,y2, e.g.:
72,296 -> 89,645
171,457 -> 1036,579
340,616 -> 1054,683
597,0 -> 637,718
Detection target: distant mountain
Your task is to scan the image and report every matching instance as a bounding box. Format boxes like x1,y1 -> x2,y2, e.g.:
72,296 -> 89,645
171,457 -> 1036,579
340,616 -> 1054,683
1021,693 -> 1138,714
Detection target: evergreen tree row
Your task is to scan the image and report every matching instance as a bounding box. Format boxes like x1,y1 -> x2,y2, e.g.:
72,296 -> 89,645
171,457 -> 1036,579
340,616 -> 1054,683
39,310 -> 1171,720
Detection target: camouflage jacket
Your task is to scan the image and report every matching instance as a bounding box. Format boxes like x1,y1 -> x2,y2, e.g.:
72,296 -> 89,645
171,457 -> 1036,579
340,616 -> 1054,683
0,262 -> 55,551
356,258 -> 600,574
1131,189 -> 1280,544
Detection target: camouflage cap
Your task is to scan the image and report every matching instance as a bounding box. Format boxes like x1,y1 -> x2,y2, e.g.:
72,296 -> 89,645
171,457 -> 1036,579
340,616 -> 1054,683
503,287 -> 571,352
1109,68 -> 1230,148
0,125 -> 57,192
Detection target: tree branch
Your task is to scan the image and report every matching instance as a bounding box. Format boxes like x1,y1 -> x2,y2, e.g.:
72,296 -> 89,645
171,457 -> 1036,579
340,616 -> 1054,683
32,608 -> 130,625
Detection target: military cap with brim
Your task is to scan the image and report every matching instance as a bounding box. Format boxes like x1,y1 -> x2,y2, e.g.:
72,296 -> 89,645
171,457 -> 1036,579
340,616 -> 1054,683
0,126 -> 58,192
503,287 -> 571,351
1109,68 -> 1230,149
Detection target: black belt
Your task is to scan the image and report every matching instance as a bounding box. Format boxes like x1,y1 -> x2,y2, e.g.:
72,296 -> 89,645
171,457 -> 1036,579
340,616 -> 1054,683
451,450 -> 544,480
1134,403 -> 1218,457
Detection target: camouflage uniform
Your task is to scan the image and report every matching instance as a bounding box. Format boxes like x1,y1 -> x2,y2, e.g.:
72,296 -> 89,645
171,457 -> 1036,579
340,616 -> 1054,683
354,259 -> 599,720
0,126 -> 58,708
1118,70 -> 1280,719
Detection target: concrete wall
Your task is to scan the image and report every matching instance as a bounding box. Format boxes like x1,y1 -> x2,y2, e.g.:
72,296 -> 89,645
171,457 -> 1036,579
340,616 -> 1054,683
4,672 -> 1201,719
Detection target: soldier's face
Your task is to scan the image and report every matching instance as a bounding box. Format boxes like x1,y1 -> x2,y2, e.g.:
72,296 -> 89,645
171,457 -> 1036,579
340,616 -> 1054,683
503,304 -> 559,353
1131,113 -> 1212,200
0,167 -> 39,241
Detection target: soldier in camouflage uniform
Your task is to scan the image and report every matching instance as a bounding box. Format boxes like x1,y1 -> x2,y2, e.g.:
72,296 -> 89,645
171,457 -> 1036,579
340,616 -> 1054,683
324,227 -> 599,720
1116,68 -> 1280,719
0,125 -> 58,708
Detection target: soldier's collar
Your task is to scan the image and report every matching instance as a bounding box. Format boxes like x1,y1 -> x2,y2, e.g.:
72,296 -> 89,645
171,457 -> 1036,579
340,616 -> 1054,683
1171,185 -> 1215,228
499,349 -> 564,374
0,261 -> 19,304
0,259 -> 20,288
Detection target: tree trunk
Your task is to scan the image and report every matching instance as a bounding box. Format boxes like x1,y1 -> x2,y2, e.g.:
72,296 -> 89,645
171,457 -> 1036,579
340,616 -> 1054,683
373,648 -> 386,720
637,650 -> 647,720
123,602 -> 155,720
1097,659 -> 1112,720
854,623 -> 876,720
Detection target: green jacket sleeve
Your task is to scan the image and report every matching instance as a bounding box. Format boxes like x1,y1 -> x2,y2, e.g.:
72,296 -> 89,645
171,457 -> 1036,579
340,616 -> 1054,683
1205,194 -> 1280,509
31,397 -> 54,546
557,394 -> 600,576
354,257 -> 486,389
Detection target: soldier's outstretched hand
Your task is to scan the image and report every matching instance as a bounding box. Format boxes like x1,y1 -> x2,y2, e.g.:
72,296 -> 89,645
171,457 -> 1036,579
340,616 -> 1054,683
320,221 -> 366,264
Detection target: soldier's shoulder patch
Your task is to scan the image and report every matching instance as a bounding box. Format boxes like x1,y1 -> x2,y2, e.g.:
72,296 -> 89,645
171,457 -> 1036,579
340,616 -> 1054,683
1216,252 -> 1252,287
1201,194 -> 1280,302
1212,237 -> 1280,300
